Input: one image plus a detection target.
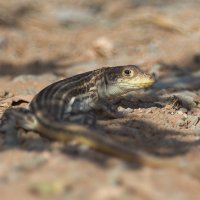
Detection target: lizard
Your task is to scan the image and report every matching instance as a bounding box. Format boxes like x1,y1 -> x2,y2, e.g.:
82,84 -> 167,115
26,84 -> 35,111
0,65 -> 191,169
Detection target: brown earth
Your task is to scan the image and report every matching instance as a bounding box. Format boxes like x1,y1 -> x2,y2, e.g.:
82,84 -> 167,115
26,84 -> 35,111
0,0 -> 200,200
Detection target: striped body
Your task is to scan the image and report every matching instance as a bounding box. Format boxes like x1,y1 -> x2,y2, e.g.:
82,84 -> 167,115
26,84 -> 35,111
3,65 -> 182,169
29,65 -> 155,122
30,68 -> 105,121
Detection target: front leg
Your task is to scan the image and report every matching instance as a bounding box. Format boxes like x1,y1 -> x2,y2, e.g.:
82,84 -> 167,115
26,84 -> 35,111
63,112 -> 97,126
95,100 -> 126,118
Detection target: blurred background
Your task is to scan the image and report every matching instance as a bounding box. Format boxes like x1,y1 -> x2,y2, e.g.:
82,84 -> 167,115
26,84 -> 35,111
0,0 -> 199,77
0,1 -> 200,200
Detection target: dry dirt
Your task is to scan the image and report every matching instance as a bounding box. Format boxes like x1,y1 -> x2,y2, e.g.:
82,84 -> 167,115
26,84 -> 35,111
0,0 -> 200,200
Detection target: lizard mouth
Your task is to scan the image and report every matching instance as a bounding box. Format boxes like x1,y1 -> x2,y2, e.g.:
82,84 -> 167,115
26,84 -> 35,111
138,81 -> 154,87
133,76 -> 155,88
121,80 -> 155,89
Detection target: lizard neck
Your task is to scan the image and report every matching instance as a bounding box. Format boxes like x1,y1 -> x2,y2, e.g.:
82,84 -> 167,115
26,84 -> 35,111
97,71 -> 125,100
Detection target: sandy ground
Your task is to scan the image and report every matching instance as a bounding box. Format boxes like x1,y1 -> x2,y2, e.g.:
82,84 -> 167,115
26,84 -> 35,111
0,0 -> 200,199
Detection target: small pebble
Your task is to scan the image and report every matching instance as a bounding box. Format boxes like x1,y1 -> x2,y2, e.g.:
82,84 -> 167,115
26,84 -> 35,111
190,107 -> 200,115
177,110 -> 185,116
179,107 -> 188,113
0,91 -> 13,98
188,116 -> 200,129
118,106 -> 133,114
145,109 -> 153,114
177,119 -> 186,127
90,37 -> 115,58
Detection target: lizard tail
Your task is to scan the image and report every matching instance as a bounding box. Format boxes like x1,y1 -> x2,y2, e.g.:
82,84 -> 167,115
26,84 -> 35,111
33,111 -> 186,170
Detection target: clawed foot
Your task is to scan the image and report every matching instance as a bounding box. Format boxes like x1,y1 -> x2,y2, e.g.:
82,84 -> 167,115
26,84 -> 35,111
96,101 -> 130,119
63,112 -> 97,126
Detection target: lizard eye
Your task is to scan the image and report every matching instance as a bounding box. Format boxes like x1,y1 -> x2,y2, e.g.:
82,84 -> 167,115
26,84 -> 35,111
122,69 -> 134,77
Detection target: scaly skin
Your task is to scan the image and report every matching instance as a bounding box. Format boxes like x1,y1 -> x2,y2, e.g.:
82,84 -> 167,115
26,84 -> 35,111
1,65 -> 184,169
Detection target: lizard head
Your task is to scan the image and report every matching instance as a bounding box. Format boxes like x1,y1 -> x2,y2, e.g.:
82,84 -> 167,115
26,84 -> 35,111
99,65 -> 155,99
